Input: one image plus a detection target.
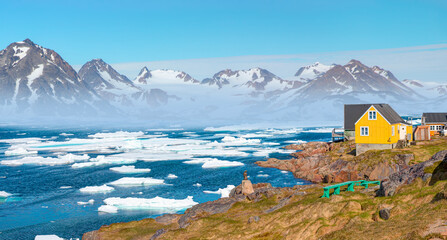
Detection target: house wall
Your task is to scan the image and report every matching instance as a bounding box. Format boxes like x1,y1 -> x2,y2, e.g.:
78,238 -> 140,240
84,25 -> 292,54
426,123 -> 446,136
355,106 -> 399,144
355,143 -> 395,155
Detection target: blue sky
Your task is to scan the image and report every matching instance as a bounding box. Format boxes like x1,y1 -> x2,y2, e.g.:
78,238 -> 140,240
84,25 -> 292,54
1,0 -> 446,65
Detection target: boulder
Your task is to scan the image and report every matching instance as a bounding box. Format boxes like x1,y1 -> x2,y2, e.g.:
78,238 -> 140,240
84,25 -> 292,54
379,208 -> 391,220
378,150 -> 447,197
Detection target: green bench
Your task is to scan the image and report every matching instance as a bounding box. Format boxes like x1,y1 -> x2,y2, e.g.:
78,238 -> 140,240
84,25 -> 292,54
321,180 -> 381,198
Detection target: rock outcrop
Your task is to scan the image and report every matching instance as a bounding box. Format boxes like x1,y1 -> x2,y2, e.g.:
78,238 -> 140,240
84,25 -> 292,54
256,141 -> 410,183
377,150 -> 447,197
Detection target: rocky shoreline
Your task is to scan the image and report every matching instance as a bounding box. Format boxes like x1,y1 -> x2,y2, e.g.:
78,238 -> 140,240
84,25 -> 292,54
256,141 -> 414,183
82,139 -> 447,239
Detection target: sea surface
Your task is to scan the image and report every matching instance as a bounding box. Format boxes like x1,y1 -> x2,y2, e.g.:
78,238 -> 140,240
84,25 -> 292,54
0,125 -> 336,239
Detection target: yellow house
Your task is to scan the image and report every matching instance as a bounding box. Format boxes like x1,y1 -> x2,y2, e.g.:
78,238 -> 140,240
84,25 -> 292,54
346,104 -> 412,155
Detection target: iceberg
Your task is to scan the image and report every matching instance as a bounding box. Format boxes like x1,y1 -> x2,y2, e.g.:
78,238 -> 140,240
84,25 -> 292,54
101,196 -> 198,212
79,184 -> 115,194
203,185 -> 235,198
109,165 -> 151,174
109,177 -> 165,186
257,174 -> 269,177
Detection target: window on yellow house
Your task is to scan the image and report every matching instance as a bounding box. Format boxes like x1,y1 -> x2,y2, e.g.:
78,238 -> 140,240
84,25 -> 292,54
368,111 -> 377,120
360,126 -> 369,136
392,126 -> 395,136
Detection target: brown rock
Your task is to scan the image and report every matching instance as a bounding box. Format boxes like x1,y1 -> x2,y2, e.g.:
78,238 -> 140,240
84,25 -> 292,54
155,214 -> 180,224
242,179 -> 254,195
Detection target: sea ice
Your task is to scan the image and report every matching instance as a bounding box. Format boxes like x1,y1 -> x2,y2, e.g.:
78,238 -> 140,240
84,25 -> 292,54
166,174 -> 178,179
102,196 -> 198,212
88,131 -> 145,139
109,165 -> 151,174
201,159 -> 244,168
203,185 -> 235,198
1,154 -> 89,166
0,191 -> 12,198
34,235 -> 64,240
193,183 -> 202,187
98,205 -> 118,213
257,174 -> 269,177
71,155 -> 136,168
77,199 -> 95,205
109,177 -> 165,186
4,147 -> 37,156
79,184 -> 115,194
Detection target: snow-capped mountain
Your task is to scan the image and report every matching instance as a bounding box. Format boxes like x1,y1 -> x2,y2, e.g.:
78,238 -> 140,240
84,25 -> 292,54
133,67 -> 199,85
402,79 -> 447,98
201,68 -> 296,92
0,39 -> 108,115
1,39 -> 442,123
78,60 -> 173,107
285,59 -> 419,101
78,59 -> 141,104
293,62 -> 334,81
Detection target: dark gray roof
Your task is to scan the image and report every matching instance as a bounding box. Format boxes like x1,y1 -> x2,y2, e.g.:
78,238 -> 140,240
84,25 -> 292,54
422,112 -> 447,124
344,103 -> 405,130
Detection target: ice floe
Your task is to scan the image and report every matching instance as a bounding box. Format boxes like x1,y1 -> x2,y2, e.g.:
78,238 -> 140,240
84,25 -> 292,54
166,174 -> 178,179
257,174 -> 269,177
77,199 -> 95,205
100,196 -> 198,213
109,165 -> 151,174
79,184 -> 115,194
34,235 -> 64,240
203,185 -> 235,198
71,155 -> 136,168
109,177 -> 165,186
2,154 -> 90,166
60,133 -> 74,136
4,147 -> 37,156
193,183 -> 202,187
98,204 -> 118,213
184,158 -> 244,168
202,159 -> 244,168
59,186 -> 72,189
0,191 -> 12,198
88,131 -> 145,139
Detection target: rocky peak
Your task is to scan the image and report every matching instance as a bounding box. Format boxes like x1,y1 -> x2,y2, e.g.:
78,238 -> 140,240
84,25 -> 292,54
134,66 -> 152,84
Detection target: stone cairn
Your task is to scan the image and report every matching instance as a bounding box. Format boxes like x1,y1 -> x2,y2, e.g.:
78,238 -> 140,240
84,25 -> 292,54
242,170 -> 254,195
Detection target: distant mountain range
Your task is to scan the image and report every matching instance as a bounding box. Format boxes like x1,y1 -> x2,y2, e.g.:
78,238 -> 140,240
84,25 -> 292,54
0,39 -> 445,122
